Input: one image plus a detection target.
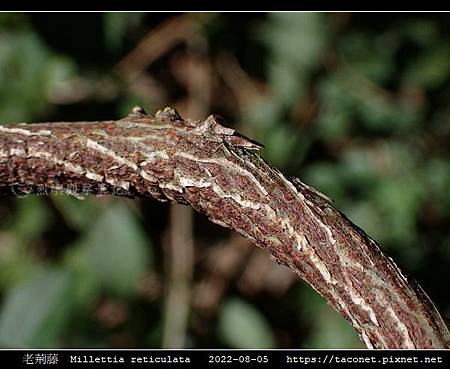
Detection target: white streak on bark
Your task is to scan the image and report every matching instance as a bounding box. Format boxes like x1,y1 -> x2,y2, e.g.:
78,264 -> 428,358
211,182 -> 261,209
176,152 -> 268,196
9,147 -> 26,156
140,170 -> 157,182
86,171 -> 104,181
385,306 -> 415,348
0,125 -> 51,136
86,138 -> 138,170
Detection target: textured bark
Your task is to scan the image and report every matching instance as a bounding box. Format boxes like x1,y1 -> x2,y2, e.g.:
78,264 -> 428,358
0,106 -> 449,349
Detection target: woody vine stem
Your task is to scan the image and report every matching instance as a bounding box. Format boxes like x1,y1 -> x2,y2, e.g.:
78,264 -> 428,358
0,106 -> 449,349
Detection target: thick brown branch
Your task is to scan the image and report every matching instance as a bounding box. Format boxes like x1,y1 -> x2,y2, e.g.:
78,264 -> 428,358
0,106 -> 449,349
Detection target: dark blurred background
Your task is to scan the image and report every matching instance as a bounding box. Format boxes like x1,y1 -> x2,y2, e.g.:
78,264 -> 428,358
0,12 -> 449,348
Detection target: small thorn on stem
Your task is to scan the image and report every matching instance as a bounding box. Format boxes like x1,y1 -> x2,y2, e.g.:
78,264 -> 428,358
131,106 -> 147,115
155,107 -> 182,122
204,114 -> 235,135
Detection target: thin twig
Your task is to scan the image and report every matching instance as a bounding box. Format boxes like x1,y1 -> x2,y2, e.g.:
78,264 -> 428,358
115,16 -> 195,82
162,203 -> 194,348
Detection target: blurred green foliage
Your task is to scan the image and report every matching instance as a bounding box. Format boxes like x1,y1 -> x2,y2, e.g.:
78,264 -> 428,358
217,298 -> 275,348
0,13 -> 449,349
